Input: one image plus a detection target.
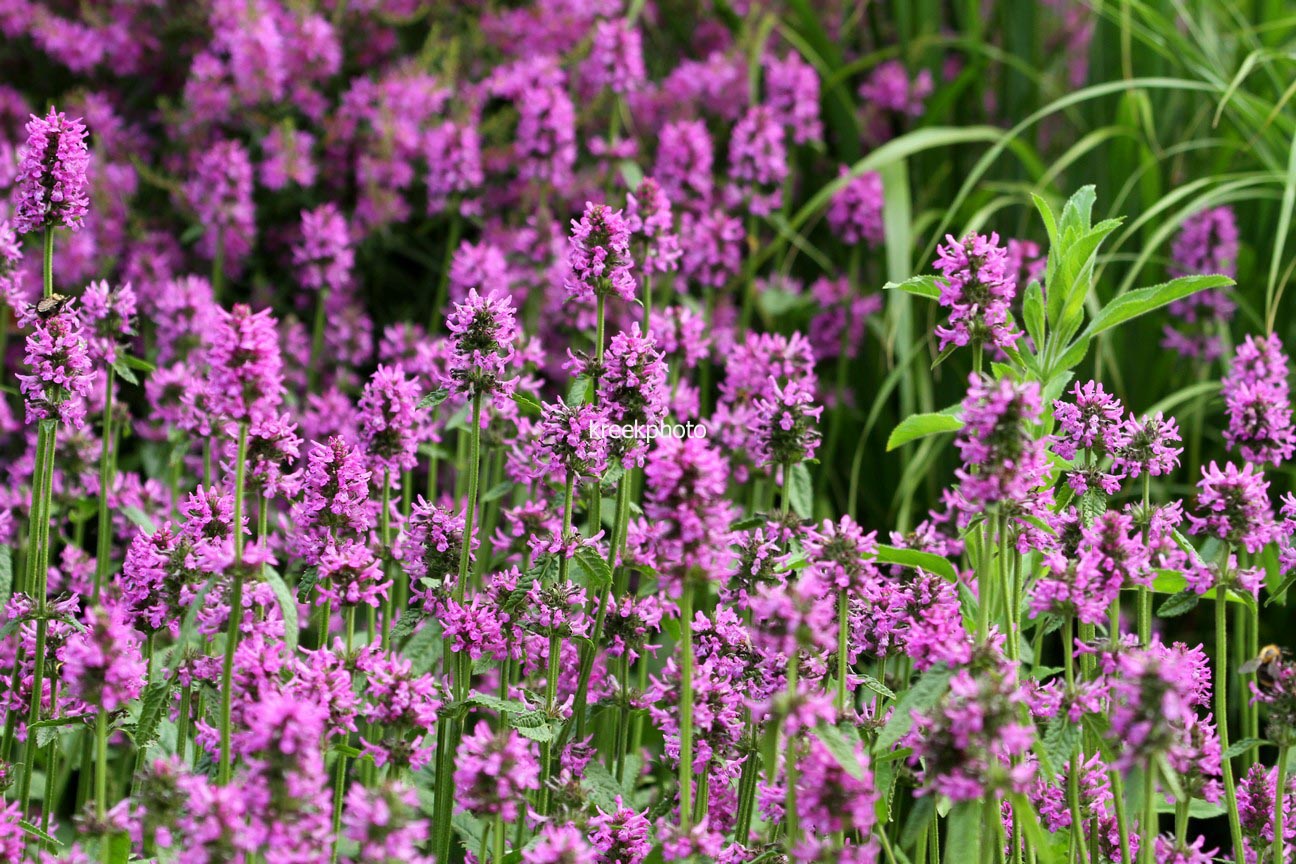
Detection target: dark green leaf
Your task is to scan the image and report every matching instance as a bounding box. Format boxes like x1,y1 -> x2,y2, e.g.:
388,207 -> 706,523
20,820 -> 60,847
1224,737 -> 1267,760
943,800 -> 982,862
1086,274 -> 1233,338
482,481 -> 513,503
1156,590 -> 1200,618
511,391 -> 542,415
571,547 -> 613,592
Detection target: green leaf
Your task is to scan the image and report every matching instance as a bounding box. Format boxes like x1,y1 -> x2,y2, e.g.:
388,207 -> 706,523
111,357 -> 139,386
451,812 -> 487,852
390,607 -> 425,648
943,800 -> 982,862
1023,281 -> 1045,350
120,354 -> 156,373
404,618 -> 443,675
511,391 -> 542,415
858,673 -> 895,700
32,714 -> 89,748
1078,489 -> 1107,525
0,545 -> 11,605
482,481 -> 513,503
1224,737 -> 1267,760
418,388 -> 449,410
567,376 -> 593,406
886,412 -> 963,452
873,543 -> 959,583
618,160 -> 644,191
1156,590 -> 1200,618
20,820 -> 60,847
875,666 -> 953,754
570,547 -> 613,592
263,568 -> 299,658
1086,275 -> 1234,338
121,505 -> 157,536
787,463 -> 813,519
1041,714 -> 1082,777
513,720 -> 561,744
134,680 -> 175,750
812,723 -> 865,780
296,567 -> 320,604
582,761 -> 638,812
882,274 -> 940,300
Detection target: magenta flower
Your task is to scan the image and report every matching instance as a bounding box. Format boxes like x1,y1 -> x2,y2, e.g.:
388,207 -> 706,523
316,539 -> 390,610
444,288 -> 520,402
954,374 -> 1049,509
626,177 -> 682,274
208,303 -> 285,424
827,168 -> 884,247
726,104 -> 787,215
679,208 -> 743,289
932,232 -> 1019,352
1112,411 -> 1183,479
358,363 -> 422,474
1186,461 -> 1278,553
764,51 -> 823,145
184,138 -> 255,270
584,20 -> 646,94
454,721 -> 540,822
424,120 -> 483,217
18,301 -> 95,429
13,108 -> 91,234
655,119 -> 714,206
1163,206 -> 1238,361
59,602 -> 147,713
342,782 -> 434,864
1222,334 -> 1295,465
293,203 -> 354,295
79,279 -> 137,365
598,329 -> 669,468
565,201 -> 636,304
538,398 -> 611,482
589,798 -> 653,864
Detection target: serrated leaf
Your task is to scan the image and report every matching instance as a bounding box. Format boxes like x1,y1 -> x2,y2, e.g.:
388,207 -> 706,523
582,761 -> 634,812
0,545 -> 11,605
296,568 -> 319,603
105,830 -> 130,864
886,412 -> 963,451
135,681 -> 175,750
875,666 -> 953,754
944,800 -> 982,861
263,568 -> 299,657
787,462 -> 813,518
121,505 -> 157,536
32,714 -> 88,748
111,357 -> 139,385
812,723 -> 865,780
1085,274 -> 1233,338
20,820 -> 60,846
514,720 -> 561,743
570,547 -> 613,592
418,388 -> 449,410
1023,281 -> 1045,350
1078,489 -> 1107,525
858,673 -> 895,700
567,376 -> 593,406
512,391 -> 542,415
882,275 -> 941,300
873,544 -> 959,583
1156,590 -> 1200,618
1041,715 -> 1081,777
482,481 -> 513,503
451,812 -> 487,851
404,619 -> 443,675
390,607 -> 425,648
1224,737 -> 1267,760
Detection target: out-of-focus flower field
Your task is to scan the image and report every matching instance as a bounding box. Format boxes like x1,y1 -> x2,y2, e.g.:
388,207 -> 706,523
4,2 -> 1296,863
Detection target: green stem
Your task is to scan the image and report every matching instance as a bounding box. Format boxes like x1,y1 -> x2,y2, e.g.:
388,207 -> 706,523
1137,473 -> 1152,645
217,423 -> 249,785
1215,585 -> 1245,857
431,215 -> 463,331
94,366 -> 116,601
784,654 -> 800,849
1063,616 -> 1090,864
380,469 -> 392,651
309,287 -> 331,393
18,420 -> 56,817
1140,760 -> 1157,864
95,709 -> 108,821
1277,744 -> 1290,864
42,227 -> 53,298
836,589 -> 849,713
679,579 -> 695,831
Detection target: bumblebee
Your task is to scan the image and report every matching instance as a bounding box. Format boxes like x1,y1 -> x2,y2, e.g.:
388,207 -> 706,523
33,293 -> 71,320
1239,644 -> 1289,694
